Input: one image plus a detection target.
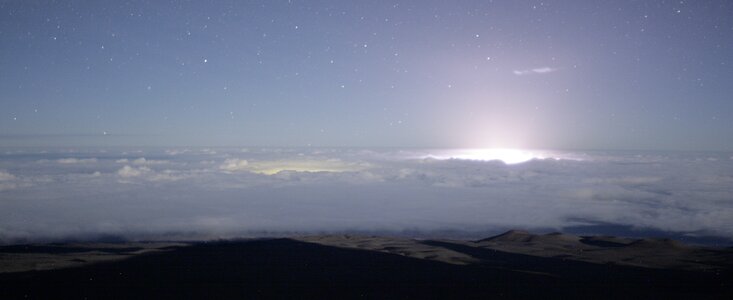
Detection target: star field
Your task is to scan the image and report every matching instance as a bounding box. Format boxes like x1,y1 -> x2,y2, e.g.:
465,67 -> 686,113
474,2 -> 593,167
1,0 -> 732,150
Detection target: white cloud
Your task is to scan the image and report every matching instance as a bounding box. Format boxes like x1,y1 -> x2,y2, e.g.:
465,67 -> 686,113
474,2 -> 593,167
148,169 -> 197,182
165,149 -> 190,156
117,165 -> 151,178
583,176 -> 662,185
0,170 -> 18,191
220,158 -> 249,172
132,157 -> 168,165
56,158 -> 98,164
0,182 -> 18,191
513,67 -> 557,75
113,164 -> 191,182
0,170 -> 15,181
116,158 -> 169,165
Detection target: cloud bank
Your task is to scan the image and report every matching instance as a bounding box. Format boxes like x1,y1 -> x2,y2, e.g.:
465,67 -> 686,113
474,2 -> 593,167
0,148 -> 732,244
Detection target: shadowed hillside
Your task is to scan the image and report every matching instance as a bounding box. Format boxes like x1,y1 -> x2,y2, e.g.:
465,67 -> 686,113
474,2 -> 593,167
1,234 -> 732,299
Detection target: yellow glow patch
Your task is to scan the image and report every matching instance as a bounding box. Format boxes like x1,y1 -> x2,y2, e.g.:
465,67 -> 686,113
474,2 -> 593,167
247,160 -> 369,175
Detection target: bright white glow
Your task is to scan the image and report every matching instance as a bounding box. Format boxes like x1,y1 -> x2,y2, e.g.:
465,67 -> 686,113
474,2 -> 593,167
430,149 -> 545,164
450,149 -> 539,164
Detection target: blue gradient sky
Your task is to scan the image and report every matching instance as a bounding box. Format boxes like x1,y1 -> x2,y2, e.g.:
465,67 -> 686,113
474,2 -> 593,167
2,0 -> 732,150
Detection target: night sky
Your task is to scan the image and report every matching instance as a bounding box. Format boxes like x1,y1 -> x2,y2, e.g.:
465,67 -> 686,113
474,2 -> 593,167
2,0 -> 732,150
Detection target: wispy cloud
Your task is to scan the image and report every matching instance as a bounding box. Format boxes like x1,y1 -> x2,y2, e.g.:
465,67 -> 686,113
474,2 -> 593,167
513,67 -> 557,76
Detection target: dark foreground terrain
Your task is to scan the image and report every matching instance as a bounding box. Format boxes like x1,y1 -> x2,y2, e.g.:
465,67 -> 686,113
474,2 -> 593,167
1,231 -> 731,299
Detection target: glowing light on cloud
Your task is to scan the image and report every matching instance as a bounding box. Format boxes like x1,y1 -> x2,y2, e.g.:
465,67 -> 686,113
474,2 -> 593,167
220,159 -> 369,175
426,149 -> 547,164
450,149 -> 541,164
249,160 -> 368,175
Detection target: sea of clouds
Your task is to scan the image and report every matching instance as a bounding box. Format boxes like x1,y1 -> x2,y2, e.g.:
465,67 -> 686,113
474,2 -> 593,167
1,147 -> 732,245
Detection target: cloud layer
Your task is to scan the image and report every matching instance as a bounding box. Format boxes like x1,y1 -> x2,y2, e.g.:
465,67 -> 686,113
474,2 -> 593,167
0,148 -> 732,244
